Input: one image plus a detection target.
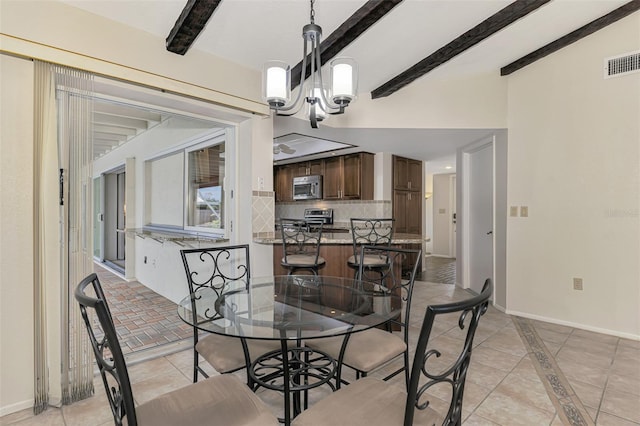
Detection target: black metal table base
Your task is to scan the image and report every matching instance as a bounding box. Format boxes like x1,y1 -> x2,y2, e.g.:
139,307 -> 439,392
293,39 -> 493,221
250,345 -> 337,425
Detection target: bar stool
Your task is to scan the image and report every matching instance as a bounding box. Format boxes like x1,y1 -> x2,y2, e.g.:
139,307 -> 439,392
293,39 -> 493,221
347,218 -> 395,280
280,219 -> 326,275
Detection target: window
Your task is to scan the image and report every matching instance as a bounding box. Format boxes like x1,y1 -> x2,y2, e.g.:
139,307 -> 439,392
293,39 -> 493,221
186,141 -> 225,233
144,132 -> 228,236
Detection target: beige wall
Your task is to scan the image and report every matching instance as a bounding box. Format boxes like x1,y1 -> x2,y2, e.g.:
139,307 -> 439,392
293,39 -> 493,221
328,71 -> 508,129
505,13 -> 640,338
0,0 -> 273,414
0,54 -> 35,415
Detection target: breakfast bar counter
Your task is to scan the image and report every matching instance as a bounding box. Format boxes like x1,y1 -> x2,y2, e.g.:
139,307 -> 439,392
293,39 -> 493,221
254,232 -> 425,278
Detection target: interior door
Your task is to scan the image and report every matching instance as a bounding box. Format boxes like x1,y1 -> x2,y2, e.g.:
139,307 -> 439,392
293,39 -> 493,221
469,144 -> 493,293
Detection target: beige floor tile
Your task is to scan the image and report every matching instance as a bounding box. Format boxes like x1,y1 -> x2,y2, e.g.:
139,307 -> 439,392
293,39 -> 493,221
600,387 -> 640,423
462,413 -> 501,425
494,370 -> 556,414
550,414 -> 565,425
556,344 -> 614,370
480,327 -> 527,358
556,356 -> 609,389
127,356 -> 179,384
531,320 -> 574,335
535,327 -> 571,346
570,378 -> 605,409
472,344 -> 524,372
618,338 -> 640,351
473,389 -> 555,426
607,370 -> 640,397
60,393 -> 114,426
0,408 -> 65,426
466,361 -> 511,389
570,328 -> 620,345
596,412 -> 640,426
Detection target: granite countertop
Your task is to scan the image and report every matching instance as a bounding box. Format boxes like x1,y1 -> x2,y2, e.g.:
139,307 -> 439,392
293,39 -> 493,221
254,232 -> 425,245
129,228 -> 229,245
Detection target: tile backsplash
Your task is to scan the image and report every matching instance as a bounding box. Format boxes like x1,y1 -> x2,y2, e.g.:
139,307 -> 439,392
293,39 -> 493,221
275,200 -> 392,227
252,191 -> 275,235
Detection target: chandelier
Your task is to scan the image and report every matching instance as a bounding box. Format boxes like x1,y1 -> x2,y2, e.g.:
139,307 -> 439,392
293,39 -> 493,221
262,0 -> 358,128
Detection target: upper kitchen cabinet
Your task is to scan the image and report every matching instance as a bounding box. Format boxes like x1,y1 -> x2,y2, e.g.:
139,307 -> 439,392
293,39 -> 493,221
274,164 -> 294,202
323,153 -> 374,200
293,159 -> 324,178
393,155 -> 423,234
393,156 -> 422,192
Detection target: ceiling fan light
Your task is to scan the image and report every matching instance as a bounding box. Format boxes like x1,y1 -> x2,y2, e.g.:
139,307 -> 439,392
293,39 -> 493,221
263,61 -> 290,108
330,57 -> 357,105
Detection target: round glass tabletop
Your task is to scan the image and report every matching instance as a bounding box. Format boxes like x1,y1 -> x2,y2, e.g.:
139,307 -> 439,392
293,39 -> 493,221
177,275 -> 402,341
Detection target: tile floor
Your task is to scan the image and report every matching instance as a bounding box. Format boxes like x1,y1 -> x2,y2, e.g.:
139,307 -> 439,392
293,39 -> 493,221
2,274 -> 639,425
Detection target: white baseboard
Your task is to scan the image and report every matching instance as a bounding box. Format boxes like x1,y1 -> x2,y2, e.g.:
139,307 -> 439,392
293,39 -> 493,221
506,309 -> 640,341
0,399 -> 33,418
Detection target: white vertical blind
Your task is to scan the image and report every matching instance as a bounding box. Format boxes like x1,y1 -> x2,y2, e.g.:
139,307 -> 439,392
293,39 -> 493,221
54,64 -> 95,405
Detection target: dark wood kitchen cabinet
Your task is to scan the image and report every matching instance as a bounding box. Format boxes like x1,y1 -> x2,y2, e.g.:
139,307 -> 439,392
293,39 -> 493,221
394,156 -> 422,192
393,155 -> 422,235
293,159 -> 324,178
274,165 -> 294,202
323,153 -> 374,200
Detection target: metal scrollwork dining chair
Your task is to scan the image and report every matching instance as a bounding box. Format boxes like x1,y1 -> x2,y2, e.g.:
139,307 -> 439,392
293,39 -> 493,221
307,245 -> 422,390
75,273 -> 279,426
347,218 -> 395,278
180,244 -> 279,385
280,219 -> 326,276
292,279 -> 493,426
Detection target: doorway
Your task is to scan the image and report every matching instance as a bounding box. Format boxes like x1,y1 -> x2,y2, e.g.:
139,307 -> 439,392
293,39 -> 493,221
462,141 -> 494,294
102,167 -> 126,274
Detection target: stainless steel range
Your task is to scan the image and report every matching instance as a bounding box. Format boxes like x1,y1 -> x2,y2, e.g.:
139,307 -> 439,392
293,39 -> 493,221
303,208 -> 333,225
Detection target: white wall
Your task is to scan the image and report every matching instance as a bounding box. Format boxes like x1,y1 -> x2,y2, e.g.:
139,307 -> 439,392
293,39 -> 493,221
505,13 -> 640,339
0,54 -> 35,415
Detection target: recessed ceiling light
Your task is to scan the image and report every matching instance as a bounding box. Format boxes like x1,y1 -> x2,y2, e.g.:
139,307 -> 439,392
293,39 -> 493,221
445,166 -> 452,170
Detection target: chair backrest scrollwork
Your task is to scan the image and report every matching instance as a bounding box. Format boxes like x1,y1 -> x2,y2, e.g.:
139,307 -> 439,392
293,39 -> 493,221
75,273 -> 138,426
404,279 -> 493,426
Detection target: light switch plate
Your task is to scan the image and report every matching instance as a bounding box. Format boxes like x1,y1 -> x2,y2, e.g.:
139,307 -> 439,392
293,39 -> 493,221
573,278 -> 583,290
510,206 -> 518,217
520,206 -> 529,217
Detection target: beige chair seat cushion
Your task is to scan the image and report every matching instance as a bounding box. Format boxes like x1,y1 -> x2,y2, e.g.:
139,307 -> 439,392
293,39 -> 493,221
282,254 -> 326,267
291,376 -> 440,426
196,334 -> 280,373
306,328 -> 406,372
137,374 -> 279,426
346,254 -> 389,267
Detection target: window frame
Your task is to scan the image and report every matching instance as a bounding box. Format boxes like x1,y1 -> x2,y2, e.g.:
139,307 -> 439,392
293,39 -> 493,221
183,134 -> 227,236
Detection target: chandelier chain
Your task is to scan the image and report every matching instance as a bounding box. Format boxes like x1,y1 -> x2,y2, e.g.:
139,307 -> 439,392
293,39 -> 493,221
310,0 -> 315,24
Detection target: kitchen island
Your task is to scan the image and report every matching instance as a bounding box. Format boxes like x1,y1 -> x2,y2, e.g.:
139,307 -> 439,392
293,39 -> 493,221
254,232 -> 425,278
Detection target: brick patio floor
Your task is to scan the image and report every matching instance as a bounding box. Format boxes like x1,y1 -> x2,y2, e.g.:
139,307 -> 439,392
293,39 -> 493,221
95,265 -> 192,355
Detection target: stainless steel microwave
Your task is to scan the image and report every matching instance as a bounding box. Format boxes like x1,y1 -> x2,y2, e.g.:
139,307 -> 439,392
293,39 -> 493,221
293,175 -> 323,200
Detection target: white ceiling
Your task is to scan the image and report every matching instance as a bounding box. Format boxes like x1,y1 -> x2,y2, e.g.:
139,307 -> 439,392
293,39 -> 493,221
58,0 -> 630,168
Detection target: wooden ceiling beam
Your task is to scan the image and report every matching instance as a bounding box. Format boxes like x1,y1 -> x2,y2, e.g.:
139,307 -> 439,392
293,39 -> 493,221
166,0 -> 222,55
371,0 -> 550,99
291,0 -> 403,90
501,0 -> 640,76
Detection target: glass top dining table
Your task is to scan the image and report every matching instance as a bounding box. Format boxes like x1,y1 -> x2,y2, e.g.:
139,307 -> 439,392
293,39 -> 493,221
177,275 -> 403,341
177,275 -> 402,425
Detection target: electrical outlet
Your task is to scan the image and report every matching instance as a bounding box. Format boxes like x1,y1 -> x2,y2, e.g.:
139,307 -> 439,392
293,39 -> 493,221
573,278 -> 583,290
510,206 -> 518,217
520,206 -> 529,217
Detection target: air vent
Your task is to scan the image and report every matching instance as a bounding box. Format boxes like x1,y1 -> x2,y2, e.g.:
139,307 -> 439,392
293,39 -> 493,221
604,51 -> 640,79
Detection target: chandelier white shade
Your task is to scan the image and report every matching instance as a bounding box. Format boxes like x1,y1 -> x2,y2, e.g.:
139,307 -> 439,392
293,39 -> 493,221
262,0 -> 358,128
